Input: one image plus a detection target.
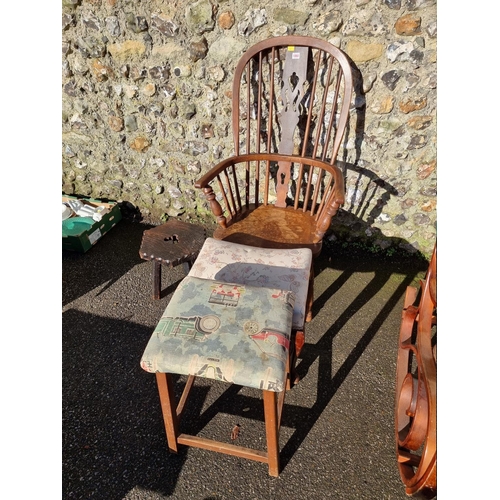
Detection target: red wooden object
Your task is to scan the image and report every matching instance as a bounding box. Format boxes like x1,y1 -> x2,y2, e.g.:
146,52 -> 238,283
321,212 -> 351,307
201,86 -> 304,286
395,244 -> 437,498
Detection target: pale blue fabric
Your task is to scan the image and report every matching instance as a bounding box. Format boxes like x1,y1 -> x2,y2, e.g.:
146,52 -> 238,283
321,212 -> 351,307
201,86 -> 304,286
141,276 -> 294,392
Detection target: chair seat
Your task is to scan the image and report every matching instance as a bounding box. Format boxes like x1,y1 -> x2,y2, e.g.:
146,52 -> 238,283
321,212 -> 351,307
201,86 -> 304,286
212,205 -> 323,257
141,276 -> 295,392
188,238 -> 312,330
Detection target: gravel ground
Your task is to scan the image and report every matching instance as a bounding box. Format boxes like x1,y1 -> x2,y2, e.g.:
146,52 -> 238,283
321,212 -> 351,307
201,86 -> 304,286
62,217 -> 430,500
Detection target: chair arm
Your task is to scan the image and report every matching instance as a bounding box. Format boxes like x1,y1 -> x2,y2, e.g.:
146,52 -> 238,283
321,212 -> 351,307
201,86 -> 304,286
194,153 -> 345,230
195,153 -> 344,201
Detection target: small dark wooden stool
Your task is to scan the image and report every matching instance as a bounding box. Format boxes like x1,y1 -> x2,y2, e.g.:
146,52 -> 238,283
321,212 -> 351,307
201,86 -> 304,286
139,220 -> 206,299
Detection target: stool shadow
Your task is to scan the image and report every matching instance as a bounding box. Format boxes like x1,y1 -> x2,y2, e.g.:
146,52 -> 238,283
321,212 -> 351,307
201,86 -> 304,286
62,308 -> 189,498
158,279 -> 184,299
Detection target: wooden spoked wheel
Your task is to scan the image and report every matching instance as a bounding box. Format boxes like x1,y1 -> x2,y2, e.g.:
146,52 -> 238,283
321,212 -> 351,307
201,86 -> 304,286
395,245 -> 437,498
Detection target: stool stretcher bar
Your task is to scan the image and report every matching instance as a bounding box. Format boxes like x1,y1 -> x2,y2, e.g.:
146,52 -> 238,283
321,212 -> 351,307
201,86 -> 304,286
155,372 -> 283,476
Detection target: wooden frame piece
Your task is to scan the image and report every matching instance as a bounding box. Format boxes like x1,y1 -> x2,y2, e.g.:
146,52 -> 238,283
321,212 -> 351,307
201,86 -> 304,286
139,221 -> 206,299
395,244 -> 437,498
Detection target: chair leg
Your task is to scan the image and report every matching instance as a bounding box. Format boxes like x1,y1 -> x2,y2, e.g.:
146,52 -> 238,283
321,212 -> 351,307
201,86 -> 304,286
155,372 -> 180,453
286,342 -> 293,391
263,390 -> 280,477
287,329 -> 305,389
153,261 -> 162,300
305,268 -> 314,322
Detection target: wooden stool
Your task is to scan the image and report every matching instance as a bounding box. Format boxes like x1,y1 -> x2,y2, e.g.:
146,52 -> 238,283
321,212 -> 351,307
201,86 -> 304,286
140,276 -> 294,476
139,220 -> 206,299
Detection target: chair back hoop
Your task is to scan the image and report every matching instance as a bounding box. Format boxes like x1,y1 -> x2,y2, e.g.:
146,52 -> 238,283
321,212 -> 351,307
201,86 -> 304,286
230,36 -> 353,211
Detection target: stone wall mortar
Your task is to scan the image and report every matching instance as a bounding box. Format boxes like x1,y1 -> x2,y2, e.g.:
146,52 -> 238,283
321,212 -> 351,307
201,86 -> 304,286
62,0 -> 437,257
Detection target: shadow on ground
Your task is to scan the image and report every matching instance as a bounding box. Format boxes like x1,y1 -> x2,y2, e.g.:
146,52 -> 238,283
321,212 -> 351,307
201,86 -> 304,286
62,218 -> 151,306
63,218 -> 429,500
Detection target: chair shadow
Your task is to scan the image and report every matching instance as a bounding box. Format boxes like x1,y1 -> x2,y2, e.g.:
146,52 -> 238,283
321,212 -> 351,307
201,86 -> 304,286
276,252 -> 427,469
330,56 -> 423,253
337,160 -> 399,224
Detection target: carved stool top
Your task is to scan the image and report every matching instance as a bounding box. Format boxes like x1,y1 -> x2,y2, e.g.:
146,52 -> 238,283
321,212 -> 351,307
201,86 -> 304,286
139,220 -> 206,267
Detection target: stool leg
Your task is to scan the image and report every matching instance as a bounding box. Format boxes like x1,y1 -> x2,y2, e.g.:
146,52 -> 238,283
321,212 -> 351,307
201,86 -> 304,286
153,261 -> 161,300
155,373 -> 180,453
263,390 -> 280,477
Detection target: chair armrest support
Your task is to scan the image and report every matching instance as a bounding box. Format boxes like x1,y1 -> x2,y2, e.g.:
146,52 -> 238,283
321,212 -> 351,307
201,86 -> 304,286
194,154 -> 345,233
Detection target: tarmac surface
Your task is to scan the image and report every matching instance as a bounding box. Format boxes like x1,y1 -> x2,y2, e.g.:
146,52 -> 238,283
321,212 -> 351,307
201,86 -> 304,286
62,216 -> 429,500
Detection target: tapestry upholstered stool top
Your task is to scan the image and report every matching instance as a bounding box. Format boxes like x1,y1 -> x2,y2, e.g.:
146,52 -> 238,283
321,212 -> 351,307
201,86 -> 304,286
140,276 -> 295,392
187,238 -> 312,330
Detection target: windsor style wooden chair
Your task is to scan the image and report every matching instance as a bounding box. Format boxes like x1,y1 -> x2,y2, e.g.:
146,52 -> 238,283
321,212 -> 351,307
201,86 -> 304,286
195,36 -> 354,325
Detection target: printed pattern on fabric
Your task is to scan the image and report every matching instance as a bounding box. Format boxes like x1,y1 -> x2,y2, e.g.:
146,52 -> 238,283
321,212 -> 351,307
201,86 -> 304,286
141,276 -> 295,392
188,238 -> 312,329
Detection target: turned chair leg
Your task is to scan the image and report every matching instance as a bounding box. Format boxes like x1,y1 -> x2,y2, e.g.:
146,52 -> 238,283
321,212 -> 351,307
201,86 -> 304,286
305,269 -> 314,322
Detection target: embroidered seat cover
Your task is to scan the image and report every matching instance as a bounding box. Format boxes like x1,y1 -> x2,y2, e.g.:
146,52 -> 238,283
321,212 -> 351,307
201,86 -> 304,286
141,276 -> 294,392
188,238 -> 312,330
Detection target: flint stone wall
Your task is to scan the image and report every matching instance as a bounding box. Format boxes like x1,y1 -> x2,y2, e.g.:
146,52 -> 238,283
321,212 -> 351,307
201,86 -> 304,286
62,0 -> 437,257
